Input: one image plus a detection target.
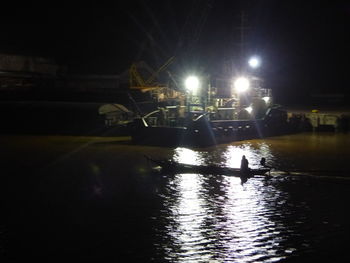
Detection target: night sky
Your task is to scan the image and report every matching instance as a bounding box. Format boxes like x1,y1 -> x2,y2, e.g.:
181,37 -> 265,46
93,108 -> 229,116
1,1 -> 349,104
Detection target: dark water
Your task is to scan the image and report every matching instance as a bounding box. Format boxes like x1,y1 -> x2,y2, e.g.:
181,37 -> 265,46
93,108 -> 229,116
2,133 -> 350,262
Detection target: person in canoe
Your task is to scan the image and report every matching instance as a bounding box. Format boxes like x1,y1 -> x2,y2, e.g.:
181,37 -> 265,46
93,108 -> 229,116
240,155 -> 250,185
260,157 -> 271,168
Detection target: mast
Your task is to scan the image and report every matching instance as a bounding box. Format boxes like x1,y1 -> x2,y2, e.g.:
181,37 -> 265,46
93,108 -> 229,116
237,11 -> 249,67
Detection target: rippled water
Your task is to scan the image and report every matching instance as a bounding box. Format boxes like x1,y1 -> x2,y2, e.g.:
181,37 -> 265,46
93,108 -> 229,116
150,133 -> 350,262
157,174 -> 290,262
2,133 -> 350,262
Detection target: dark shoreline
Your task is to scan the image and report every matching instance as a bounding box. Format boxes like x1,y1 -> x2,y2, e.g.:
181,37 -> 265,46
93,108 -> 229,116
0,100 -> 112,136
1,100 -> 349,138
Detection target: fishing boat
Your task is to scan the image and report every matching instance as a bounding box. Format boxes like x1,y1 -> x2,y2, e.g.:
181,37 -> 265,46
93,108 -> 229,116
129,105 -> 295,147
145,155 -> 271,177
124,60 -> 308,147
126,70 -> 306,147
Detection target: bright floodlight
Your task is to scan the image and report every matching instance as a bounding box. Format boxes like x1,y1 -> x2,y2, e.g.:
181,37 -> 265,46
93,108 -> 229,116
185,76 -> 199,93
234,77 -> 250,93
248,56 -> 261,68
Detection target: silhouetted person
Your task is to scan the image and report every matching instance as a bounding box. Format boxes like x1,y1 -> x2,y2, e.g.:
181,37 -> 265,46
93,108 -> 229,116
260,157 -> 273,174
260,157 -> 266,167
240,155 -> 249,185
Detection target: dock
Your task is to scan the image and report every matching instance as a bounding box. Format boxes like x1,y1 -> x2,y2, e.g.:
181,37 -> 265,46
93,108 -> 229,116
286,107 -> 350,132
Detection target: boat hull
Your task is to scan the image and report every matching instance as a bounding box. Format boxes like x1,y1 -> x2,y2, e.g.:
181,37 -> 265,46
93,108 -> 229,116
146,156 -> 271,176
129,115 -> 295,147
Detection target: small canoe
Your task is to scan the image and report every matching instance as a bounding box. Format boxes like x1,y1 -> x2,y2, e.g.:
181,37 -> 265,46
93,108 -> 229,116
145,156 -> 271,177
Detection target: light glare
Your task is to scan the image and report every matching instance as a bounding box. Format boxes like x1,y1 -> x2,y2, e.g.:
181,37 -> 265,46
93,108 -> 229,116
234,77 -> 250,93
185,76 -> 199,93
245,106 -> 253,114
262,96 -> 270,103
248,56 -> 261,68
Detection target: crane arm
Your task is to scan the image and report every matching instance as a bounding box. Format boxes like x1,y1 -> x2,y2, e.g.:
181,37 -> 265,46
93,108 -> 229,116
145,56 -> 175,85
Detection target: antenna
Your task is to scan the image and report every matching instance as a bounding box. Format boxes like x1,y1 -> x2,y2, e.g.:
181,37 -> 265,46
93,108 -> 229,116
236,11 -> 250,65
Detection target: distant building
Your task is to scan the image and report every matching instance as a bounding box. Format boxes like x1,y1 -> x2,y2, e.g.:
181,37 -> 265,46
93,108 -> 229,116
0,53 -> 127,102
0,53 -> 60,75
0,53 -> 64,95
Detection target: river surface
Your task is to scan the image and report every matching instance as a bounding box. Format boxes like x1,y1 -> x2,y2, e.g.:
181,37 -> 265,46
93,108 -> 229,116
2,132 -> 350,262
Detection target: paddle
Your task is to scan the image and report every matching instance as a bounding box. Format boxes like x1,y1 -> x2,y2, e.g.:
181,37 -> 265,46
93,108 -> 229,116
260,157 -> 290,175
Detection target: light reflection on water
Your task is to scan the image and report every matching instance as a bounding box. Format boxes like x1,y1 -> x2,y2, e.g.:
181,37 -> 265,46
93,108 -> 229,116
3,133 -> 350,261
217,176 -> 286,262
173,147 -> 205,165
153,133 -> 350,262
157,145 -> 290,262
